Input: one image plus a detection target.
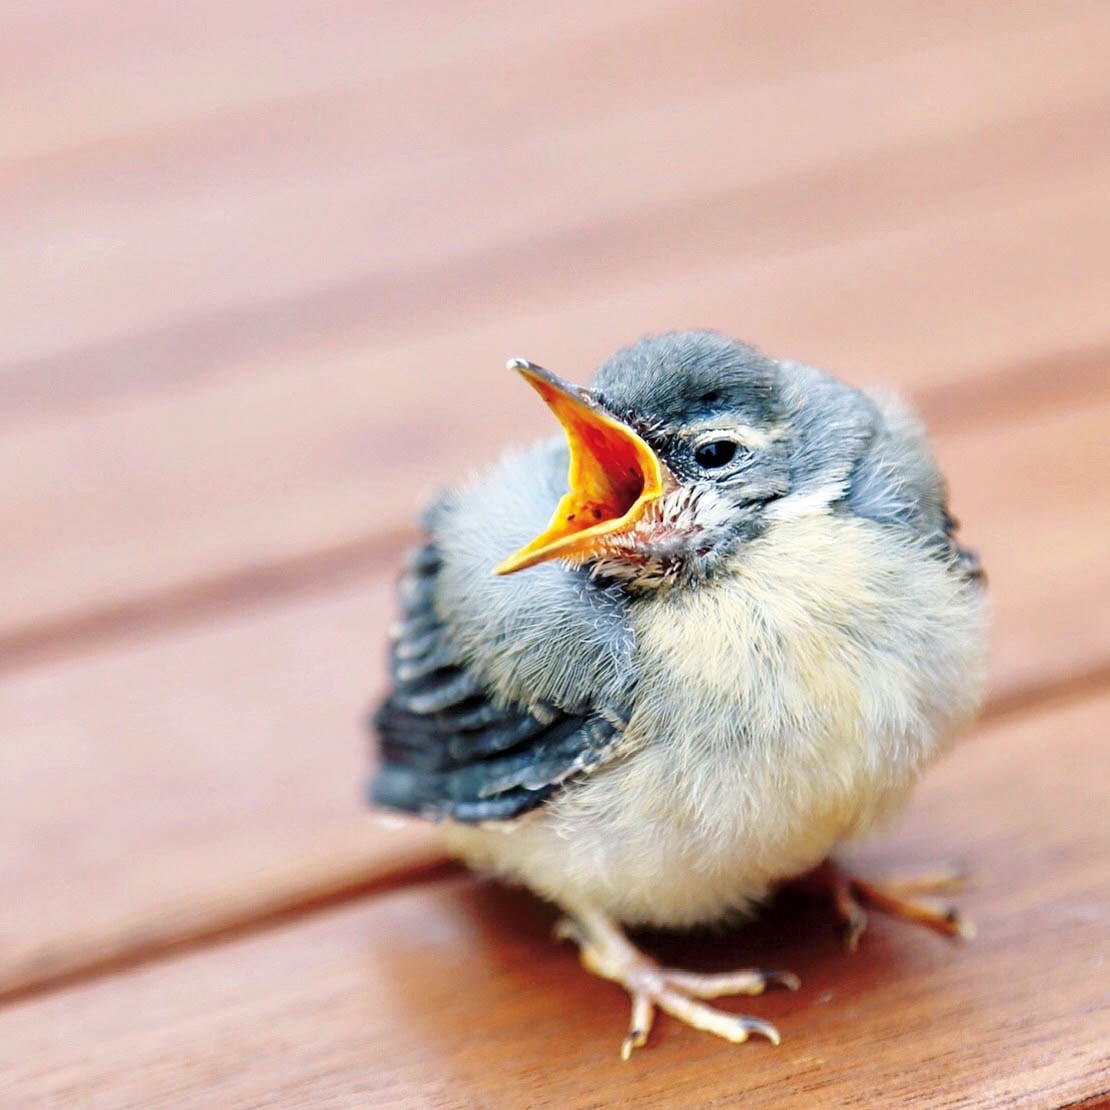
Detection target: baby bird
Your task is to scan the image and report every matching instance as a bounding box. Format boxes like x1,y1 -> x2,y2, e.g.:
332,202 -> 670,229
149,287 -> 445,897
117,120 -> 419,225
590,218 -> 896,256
371,331 -> 988,1056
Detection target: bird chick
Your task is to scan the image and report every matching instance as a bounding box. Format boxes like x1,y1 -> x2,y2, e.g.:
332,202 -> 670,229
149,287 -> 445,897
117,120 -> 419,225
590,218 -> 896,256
371,331 -> 988,1056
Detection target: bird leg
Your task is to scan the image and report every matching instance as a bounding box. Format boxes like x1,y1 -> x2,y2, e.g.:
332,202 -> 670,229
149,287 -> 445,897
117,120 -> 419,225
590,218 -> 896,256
803,859 -> 974,952
554,906 -> 799,1059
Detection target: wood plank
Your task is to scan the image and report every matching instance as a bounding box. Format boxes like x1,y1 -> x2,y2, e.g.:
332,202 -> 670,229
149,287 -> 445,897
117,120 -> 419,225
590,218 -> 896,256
1,395 -> 1106,997
1,688 -> 1106,1108
0,571 -> 412,998
2,166 -> 1108,645
8,0 -> 1078,170
4,5 -> 1106,388
932,398 -> 1110,703
1,0 -> 682,141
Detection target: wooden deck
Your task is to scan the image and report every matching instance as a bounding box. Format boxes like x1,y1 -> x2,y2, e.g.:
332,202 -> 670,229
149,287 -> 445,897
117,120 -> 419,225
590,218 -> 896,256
2,3 -> 1108,1105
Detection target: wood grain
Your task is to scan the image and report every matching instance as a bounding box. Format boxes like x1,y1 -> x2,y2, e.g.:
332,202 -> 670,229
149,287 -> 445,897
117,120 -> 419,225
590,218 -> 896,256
933,397 -> 1110,703
4,3 -> 1104,379
1,690 -> 1105,1108
0,572 -> 416,997
2,167 -> 1108,650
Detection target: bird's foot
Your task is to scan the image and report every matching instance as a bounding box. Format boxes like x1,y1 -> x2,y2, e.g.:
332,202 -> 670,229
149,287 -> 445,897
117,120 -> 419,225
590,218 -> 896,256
554,908 -> 799,1059
808,860 -> 974,952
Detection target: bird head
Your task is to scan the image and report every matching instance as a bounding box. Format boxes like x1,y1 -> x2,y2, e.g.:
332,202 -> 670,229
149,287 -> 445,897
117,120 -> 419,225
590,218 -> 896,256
495,331 -> 877,589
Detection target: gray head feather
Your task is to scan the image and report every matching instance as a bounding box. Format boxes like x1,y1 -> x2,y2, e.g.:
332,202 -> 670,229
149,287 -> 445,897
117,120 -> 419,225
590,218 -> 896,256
592,331 -> 782,431
593,332 -> 947,543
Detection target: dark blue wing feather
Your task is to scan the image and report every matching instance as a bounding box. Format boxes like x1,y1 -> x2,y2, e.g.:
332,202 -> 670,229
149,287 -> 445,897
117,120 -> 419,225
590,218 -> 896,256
369,543 -> 625,822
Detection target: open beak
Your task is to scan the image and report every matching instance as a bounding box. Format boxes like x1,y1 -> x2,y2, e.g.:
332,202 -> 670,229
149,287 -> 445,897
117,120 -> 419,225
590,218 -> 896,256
494,359 -> 674,575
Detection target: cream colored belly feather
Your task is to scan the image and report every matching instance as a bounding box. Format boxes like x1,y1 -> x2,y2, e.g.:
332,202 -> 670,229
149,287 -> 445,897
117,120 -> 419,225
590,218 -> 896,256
445,514 -> 988,928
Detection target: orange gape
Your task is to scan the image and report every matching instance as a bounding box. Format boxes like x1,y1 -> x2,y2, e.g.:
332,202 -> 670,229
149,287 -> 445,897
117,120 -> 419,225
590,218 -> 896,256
495,360 -> 674,575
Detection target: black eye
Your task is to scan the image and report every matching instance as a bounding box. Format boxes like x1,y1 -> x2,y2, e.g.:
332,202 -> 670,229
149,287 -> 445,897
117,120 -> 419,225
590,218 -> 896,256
694,440 -> 737,468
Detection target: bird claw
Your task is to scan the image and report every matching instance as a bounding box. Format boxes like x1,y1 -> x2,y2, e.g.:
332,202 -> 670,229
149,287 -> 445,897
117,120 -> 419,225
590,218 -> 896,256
555,910 -> 796,1058
818,860 -> 976,950
551,916 -> 584,945
651,985 -> 783,1047
621,992 -> 655,1060
660,966 -> 800,998
837,897 -> 869,954
879,864 -> 972,896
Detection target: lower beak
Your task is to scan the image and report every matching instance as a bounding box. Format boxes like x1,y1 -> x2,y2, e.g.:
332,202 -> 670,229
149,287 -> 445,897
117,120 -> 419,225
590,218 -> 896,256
494,360 -> 673,575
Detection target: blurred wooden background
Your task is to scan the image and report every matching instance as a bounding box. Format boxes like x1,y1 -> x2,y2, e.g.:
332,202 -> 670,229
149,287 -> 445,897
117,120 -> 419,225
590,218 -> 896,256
1,2 -> 1107,1105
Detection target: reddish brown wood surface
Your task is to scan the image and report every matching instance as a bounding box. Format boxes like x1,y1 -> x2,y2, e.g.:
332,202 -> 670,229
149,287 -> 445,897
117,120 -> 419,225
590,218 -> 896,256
2,3 -> 1107,1106
2,694 -> 1107,1107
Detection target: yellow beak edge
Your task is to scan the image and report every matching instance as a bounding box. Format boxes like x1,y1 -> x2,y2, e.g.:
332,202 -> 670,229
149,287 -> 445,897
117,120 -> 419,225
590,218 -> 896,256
494,360 -> 672,575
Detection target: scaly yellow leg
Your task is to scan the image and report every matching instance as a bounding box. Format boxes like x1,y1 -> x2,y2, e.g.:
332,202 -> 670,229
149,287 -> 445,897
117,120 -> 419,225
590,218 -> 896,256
555,907 -> 798,1059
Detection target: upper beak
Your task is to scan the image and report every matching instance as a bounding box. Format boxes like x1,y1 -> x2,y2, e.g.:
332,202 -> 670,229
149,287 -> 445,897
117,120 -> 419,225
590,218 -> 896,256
494,359 -> 674,575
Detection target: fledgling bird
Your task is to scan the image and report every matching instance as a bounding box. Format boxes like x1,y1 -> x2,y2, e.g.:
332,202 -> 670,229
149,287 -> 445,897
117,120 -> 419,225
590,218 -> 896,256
370,331 -> 988,1056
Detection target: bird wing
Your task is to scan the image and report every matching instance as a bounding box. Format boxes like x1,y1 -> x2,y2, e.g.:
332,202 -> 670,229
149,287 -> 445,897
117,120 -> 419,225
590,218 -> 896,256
848,384 -> 986,586
942,508 -> 986,584
370,542 -> 626,823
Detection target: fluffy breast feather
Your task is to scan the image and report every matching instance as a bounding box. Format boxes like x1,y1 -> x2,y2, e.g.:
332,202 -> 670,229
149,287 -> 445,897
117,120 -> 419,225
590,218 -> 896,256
444,513 -> 988,928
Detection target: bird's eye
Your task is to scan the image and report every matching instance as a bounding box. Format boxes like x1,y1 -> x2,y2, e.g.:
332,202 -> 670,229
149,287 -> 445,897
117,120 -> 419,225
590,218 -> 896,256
694,440 -> 738,468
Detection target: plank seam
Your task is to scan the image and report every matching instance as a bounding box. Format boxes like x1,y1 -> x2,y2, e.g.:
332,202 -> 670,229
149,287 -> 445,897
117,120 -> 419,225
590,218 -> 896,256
0,852 -> 460,1010
2,94 -> 1107,423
